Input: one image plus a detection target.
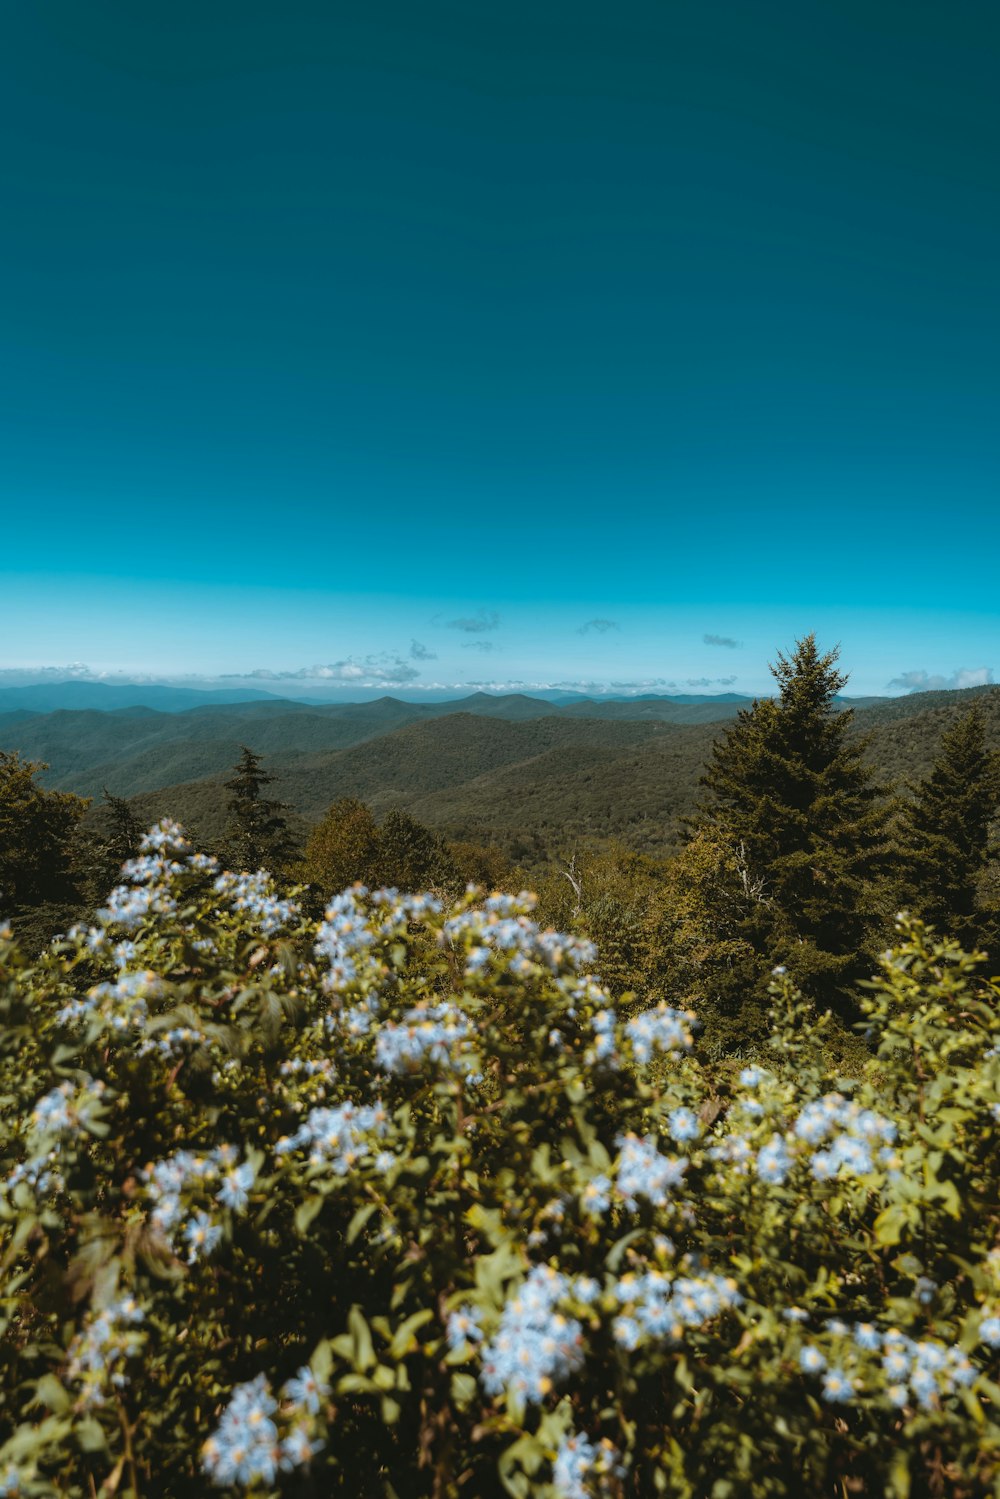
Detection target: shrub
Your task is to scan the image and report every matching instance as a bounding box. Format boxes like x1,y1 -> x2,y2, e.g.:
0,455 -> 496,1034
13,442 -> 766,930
2,823 -> 1000,1497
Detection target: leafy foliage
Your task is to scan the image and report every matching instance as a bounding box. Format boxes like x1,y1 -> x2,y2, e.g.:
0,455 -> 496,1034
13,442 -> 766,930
3,821 -> 1000,1497
0,751 -> 89,908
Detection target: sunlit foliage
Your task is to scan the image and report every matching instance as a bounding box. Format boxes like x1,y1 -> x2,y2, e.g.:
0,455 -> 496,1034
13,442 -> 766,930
2,821 -> 1000,1496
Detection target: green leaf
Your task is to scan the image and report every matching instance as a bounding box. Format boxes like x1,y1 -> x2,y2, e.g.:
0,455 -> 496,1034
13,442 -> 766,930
349,1304 -> 376,1372
75,1416 -> 108,1454
346,1201 -> 378,1244
389,1308 -> 434,1360
32,1374 -> 70,1414
873,1204 -> 907,1246
295,1194 -> 324,1234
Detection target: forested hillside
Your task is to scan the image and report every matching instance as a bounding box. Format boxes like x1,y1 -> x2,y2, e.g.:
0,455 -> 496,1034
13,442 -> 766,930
4,646 -> 999,1039
7,681 -> 994,864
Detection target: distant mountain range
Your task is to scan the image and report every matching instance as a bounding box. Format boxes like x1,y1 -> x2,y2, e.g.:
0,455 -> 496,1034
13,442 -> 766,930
0,681 -> 290,713
3,679 -> 998,861
0,678 -> 886,717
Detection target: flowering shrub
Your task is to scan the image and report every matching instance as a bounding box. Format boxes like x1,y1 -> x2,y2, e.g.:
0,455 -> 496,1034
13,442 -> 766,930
2,820 -> 1000,1497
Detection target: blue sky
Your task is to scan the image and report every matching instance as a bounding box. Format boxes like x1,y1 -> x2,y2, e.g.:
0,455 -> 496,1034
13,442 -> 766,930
2,2 -> 998,698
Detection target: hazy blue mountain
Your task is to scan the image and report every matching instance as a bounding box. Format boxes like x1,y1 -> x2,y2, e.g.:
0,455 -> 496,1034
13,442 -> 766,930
0,681 -> 290,713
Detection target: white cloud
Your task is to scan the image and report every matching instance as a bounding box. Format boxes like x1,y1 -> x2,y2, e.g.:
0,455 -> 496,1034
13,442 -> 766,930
703,633 -> 741,649
886,667 -> 995,693
0,664 -> 176,685
577,618 -> 620,635
224,655 -> 421,686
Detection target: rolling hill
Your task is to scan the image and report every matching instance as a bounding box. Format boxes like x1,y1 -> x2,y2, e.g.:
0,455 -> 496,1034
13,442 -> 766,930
0,692 -> 749,801
5,685 -> 999,865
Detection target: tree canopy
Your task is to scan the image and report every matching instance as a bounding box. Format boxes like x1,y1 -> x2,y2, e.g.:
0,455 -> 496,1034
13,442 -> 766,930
0,750 -> 89,909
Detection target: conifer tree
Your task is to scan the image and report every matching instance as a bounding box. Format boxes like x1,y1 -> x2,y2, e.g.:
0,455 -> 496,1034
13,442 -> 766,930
693,635 -> 895,1012
901,704 -> 1000,951
222,746 -> 292,873
100,787 -> 141,882
78,787 -> 144,899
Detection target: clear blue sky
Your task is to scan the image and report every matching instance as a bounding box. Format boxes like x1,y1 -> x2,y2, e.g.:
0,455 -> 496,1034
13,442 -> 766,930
1,2 -> 998,697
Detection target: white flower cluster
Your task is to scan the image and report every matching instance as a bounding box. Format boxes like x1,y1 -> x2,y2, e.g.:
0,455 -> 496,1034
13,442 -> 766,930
477,1266 -> 587,1404
274,1100 -> 389,1173
201,1371 -> 326,1489
610,1266 -> 742,1350
97,881 -> 177,932
55,967 -> 161,1033
93,819 -> 297,942
614,1133 -> 689,1210
374,1001 -> 477,1077
30,1077 -> 104,1137
625,1002 -> 697,1064
751,1093 -> 899,1187
315,887 -> 445,992
66,1295 -> 145,1408
799,1324 -> 979,1410
4,1077 -> 108,1201
212,870 -> 299,936
444,893 -> 597,979
553,1430 -> 625,1498
315,888 -> 378,989
587,1009 -> 618,1065
142,1145 -> 256,1261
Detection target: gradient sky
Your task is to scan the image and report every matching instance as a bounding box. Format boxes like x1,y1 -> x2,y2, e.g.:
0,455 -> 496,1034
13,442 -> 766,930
2,1 -> 998,697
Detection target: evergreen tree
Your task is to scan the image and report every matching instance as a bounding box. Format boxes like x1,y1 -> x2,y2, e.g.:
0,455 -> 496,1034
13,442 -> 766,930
91,787 -> 142,894
901,704 -> 1000,951
693,635 -> 895,1012
0,751 -> 89,909
222,746 -> 292,872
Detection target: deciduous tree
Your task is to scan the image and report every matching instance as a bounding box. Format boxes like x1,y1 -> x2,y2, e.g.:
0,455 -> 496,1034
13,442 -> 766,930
0,750 -> 89,908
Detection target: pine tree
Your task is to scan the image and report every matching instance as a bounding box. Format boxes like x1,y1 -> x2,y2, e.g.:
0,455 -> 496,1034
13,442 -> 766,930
222,746 -> 292,873
75,787 -> 144,901
901,704 -> 1000,951
97,787 -> 142,888
693,635 -> 895,1012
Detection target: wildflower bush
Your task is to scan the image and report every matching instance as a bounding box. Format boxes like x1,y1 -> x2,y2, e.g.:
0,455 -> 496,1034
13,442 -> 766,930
2,821 -> 1000,1498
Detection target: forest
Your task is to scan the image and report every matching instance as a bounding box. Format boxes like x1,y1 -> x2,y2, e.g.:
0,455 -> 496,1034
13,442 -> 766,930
2,636 -> 1000,1496
3,637 -> 999,1060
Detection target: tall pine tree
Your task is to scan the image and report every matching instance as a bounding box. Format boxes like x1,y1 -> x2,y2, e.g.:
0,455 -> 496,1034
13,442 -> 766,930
693,635 -> 895,1012
901,704 -> 1000,952
223,746 -> 292,873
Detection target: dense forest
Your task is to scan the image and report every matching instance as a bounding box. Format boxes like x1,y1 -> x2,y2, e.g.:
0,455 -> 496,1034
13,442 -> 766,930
3,636 -> 998,1061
